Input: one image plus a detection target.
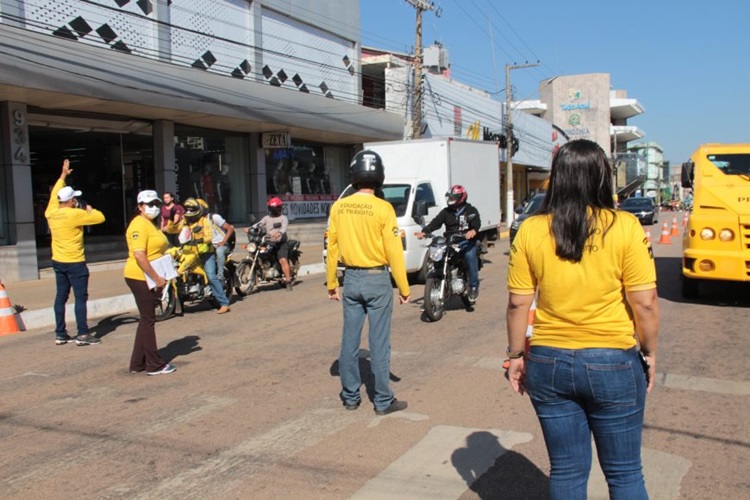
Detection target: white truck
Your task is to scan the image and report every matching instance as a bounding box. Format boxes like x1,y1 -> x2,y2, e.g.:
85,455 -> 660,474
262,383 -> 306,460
325,138 -> 502,280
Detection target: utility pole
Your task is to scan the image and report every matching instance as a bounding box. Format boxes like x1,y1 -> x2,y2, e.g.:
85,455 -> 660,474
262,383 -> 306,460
505,62 -> 538,227
405,0 -> 438,139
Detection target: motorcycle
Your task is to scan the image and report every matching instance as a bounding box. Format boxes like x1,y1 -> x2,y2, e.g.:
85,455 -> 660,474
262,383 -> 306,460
154,230 -> 234,322
234,219 -> 302,296
415,212 -> 483,322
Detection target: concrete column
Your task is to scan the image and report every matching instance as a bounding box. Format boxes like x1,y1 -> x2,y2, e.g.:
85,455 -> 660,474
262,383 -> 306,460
153,120 -> 176,196
248,133 -> 267,221
0,102 -> 39,282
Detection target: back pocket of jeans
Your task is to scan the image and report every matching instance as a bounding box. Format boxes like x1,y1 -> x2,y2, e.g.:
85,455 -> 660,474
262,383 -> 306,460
586,362 -> 636,407
526,353 -> 559,402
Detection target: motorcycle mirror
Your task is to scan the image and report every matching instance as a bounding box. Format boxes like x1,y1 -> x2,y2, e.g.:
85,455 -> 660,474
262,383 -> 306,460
247,214 -> 257,224
273,222 -> 282,229
467,213 -> 477,221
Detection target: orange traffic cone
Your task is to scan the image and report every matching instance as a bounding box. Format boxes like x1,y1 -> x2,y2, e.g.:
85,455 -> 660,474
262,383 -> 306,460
645,229 -> 652,244
0,284 -> 20,336
670,216 -> 680,236
658,221 -> 671,244
682,212 -> 689,227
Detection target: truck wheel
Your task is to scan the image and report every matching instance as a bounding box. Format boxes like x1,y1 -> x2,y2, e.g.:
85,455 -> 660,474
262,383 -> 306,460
416,255 -> 429,284
681,276 -> 699,299
423,277 -> 445,321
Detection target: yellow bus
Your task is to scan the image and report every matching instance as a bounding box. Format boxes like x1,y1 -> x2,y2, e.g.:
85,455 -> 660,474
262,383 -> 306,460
681,143 -> 750,298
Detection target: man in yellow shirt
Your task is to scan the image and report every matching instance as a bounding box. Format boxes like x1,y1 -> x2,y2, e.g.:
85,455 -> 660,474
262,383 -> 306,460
326,150 -> 410,415
45,159 -> 105,346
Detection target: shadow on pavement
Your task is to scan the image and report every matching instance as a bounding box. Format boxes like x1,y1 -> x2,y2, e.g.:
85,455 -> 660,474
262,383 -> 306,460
92,313 -> 139,339
159,335 -> 202,362
329,349 -> 402,407
452,431 -> 548,499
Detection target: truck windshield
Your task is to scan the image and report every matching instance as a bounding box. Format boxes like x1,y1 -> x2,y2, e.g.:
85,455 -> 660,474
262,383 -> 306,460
708,154 -> 750,175
339,184 -> 410,216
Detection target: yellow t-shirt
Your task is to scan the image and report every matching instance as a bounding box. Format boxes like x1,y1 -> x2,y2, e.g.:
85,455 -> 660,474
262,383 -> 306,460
326,192 -> 409,296
44,179 -> 106,263
507,210 -> 656,349
124,215 -> 169,281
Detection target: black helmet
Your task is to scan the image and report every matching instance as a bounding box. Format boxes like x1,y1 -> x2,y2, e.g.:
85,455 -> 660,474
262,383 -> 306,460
350,150 -> 385,189
183,197 -> 203,223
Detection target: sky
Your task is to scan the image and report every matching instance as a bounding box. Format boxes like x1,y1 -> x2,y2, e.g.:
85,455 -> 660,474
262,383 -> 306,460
360,0 -> 749,164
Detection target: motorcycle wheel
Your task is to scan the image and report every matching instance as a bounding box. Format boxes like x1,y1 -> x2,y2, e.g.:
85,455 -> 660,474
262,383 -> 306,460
289,256 -> 301,284
154,285 -> 176,322
235,261 -> 257,296
423,277 -> 445,322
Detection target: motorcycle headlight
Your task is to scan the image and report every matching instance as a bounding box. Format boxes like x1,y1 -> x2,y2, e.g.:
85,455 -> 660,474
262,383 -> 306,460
247,242 -> 257,253
429,246 -> 446,261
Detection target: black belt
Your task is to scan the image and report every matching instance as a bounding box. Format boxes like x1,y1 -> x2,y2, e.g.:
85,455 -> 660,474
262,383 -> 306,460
345,265 -> 387,271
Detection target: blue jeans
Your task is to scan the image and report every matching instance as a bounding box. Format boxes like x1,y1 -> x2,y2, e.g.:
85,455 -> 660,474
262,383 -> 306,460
525,346 -> 648,500
339,269 -> 395,411
200,252 -> 230,307
215,244 -> 229,281
460,240 -> 480,289
52,261 -> 90,336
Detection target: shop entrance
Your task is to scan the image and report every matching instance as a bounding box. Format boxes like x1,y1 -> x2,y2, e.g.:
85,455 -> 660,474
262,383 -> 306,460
30,127 -> 154,244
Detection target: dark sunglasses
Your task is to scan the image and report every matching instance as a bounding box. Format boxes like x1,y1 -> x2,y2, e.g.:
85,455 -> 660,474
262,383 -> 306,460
144,200 -> 162,208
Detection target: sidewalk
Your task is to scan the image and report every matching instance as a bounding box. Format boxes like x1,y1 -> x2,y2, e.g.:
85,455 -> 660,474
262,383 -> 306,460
6,244 -> 326,332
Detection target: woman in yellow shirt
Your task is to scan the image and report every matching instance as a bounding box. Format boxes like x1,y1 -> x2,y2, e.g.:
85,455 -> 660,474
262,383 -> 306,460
506,140 -> 659,499
124,190 -> 176,376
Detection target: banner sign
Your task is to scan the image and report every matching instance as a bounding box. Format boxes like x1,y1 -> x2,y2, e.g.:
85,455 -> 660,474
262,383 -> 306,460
272,194 -> 336,221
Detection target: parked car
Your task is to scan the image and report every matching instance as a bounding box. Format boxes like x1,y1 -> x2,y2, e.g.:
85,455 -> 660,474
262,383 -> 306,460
509,193 -> 545,242
619,197 -> 659,225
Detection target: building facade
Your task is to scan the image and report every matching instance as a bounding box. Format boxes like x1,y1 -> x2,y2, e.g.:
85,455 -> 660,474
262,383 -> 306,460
363,44 -> 559,218
0,0 -> 404,281
517,73 -> 646,197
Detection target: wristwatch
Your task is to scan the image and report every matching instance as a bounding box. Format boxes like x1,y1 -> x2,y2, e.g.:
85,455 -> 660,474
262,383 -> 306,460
506,347 -> 525,359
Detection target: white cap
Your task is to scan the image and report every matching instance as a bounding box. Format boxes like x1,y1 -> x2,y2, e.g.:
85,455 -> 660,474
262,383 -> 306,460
137,190 -> 161,204
58,186 -> 82,202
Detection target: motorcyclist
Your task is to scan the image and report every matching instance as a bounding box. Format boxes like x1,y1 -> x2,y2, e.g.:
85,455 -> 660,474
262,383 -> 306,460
197,198 -> 235,283
182,197 -> 231,313
415,184 -> 482,302
247,197 -> 293,290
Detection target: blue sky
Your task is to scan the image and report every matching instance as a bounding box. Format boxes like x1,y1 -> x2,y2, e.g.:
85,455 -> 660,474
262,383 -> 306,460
360,0 -> 749,164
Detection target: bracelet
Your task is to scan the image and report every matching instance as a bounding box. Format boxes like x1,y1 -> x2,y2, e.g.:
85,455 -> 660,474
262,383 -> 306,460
506,348 -> 525,359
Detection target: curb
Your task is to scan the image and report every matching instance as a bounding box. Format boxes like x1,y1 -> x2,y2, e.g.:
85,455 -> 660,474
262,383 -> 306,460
18,263 -> 326,332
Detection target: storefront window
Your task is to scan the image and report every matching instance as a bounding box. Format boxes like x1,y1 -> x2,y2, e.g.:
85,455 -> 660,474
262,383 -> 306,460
264,142 -> 349,220
29,127 -> 152,240
174,126 -> 249,222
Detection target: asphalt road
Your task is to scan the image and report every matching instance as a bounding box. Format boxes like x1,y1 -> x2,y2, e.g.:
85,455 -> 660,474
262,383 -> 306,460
1,220 -> 748,499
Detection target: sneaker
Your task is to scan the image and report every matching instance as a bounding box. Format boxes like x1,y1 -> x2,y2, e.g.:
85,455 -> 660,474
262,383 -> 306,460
147,363 -> 176,376
468,287 -> 479,303
375,399 -> 408,416
75,334 -> 101,346
344,400 -> 361,411
217,306 -> 230,315
55,335 -> 74,345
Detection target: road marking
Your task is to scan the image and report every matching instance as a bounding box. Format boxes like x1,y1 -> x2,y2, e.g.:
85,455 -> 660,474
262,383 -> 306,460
3,395 -> 235,491
136,408 -> 359,499
462,358 -> 750,396
350,425 -> 533,500
589,447 -> 692,500
658,373 -> 750,395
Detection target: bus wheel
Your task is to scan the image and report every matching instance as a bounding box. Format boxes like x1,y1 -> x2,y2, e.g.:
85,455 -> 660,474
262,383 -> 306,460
681,276 -> 699,299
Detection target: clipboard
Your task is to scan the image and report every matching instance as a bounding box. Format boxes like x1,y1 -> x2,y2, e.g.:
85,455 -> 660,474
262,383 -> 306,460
146,254 -> 178,289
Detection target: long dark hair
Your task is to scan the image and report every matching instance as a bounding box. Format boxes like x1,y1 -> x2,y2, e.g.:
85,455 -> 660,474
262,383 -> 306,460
539,139 -> 616,262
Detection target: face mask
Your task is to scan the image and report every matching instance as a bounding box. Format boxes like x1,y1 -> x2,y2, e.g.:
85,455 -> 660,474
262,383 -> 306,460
143,205 -> 161,219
